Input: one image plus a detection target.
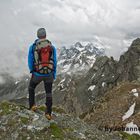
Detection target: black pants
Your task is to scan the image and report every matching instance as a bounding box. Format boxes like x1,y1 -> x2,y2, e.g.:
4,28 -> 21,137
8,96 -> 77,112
28,74 -> 53,115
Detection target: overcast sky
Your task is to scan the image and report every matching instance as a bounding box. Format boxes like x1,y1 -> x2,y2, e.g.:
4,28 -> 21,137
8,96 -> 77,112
0,0 -> 140,77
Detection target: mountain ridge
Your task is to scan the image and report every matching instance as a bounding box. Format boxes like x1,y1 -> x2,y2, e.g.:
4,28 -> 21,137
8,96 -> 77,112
0,101 -> 122,140
57,41 -> 105,75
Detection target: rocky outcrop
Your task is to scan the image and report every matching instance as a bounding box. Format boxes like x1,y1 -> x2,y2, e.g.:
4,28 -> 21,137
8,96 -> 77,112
0,101 -> 122,140
87,56 -> 118,96
83,81 -> 140,137
83,38 -> 140,103
117,38 -> 140,82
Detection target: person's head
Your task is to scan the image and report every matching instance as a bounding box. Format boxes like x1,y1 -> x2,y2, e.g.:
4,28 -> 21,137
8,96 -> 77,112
37,28 -> 46,39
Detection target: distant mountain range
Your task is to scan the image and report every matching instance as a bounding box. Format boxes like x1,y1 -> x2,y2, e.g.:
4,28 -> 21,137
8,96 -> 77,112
0,39 -> 106,101
57,41 -> 105,75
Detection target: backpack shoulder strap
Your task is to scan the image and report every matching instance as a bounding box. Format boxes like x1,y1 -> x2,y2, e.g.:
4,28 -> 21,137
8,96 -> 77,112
46,39 -> 52,45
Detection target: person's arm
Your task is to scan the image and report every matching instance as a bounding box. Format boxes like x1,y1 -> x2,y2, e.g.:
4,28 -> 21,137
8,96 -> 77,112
52,45 -> 57,80
28,44 -> 34,73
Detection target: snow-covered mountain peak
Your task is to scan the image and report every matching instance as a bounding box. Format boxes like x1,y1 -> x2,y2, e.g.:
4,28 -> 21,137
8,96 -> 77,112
58,41 -> 105,75
74,42 -> 85,51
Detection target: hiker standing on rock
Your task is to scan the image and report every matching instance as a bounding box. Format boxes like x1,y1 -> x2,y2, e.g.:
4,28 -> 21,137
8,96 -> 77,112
28,28 -> 57,120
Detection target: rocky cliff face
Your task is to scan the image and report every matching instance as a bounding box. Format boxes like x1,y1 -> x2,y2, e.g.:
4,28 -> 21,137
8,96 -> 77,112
78,38 -> 140,136
0,101 -> 122,140
53,38 -> 140,118
117,38 -> 140,82
52,55 -> 119,117
83,38 -> 140,103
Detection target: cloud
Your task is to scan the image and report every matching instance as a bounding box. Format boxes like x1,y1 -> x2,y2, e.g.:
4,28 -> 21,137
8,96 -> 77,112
0,0 -> 140,76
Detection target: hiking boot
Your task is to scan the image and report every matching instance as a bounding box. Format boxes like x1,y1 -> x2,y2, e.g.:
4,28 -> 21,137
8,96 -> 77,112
45,113 -> 52,120
30,105 -> 38,112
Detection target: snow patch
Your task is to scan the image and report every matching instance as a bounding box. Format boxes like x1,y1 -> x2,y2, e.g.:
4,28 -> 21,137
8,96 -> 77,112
25,78 -> 29,81
102,82 -> 105,87
60,88 -> 67,91
15,81 -> 20,85
134,93 -> 139,97
91,74 -> 96,79
131,89 -> 137,93
87,55 -> 96,60
77,47 -> 85,51
131,88 -> 139,97
88,85 -> 95,91
63,64 -> 71,73
57,59 -> 65,65
125,122 -> 140,135
60,78 -> 65,84
58,78 -> 66,90
122,102 -> 136,121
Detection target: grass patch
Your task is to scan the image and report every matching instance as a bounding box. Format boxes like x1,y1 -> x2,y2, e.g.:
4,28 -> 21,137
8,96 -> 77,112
49,122 -> 64,139
38,105 -> 46,112
20,117 -> 29,124
0,101 -> 16,115
120,132 -> 140,140
52,106 -> 66,114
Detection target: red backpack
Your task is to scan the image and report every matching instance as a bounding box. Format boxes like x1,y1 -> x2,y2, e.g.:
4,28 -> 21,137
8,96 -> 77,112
33,39 -> 54,74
